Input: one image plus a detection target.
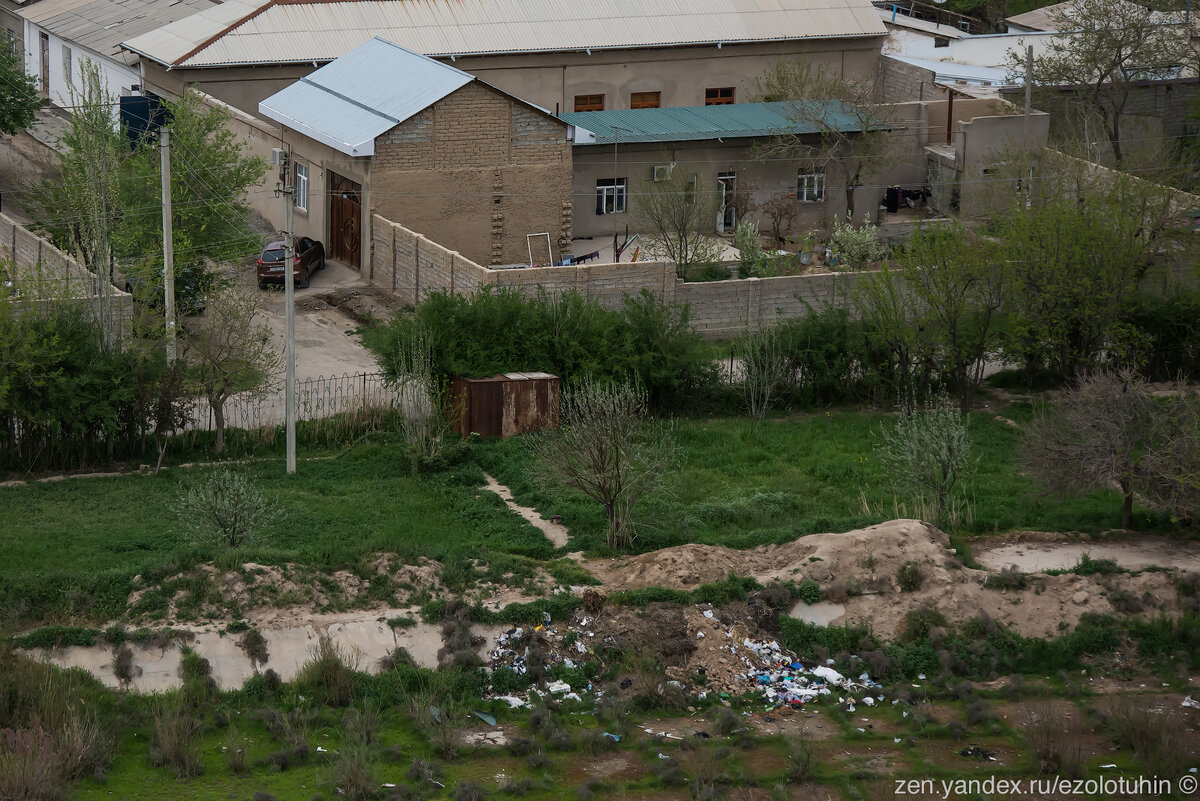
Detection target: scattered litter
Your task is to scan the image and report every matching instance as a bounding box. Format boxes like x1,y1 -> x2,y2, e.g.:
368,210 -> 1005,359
546,680 -> 571,694
894,738 -> 902,743
473,711 -> 497,726
602,732 -> 622,742
497,696 -> 526,708
696,632 -> 705,639
429,706 -> 442,723
382,783 -> 396,789
703,610 -> 714,619
1100,764 -> 1118,769
317,746 -> 328,753
657,753 -> 670,760
1182,696 -> 1200,709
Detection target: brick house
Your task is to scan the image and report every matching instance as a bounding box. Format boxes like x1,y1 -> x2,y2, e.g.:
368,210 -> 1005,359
258,38 -> 577,269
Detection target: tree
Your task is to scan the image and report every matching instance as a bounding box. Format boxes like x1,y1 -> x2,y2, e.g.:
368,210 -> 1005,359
0,38 -> 42,135
994,170 -> 1165,380
756,61 -> 902,223
115,90 -> 267,308
732,325 -> 793,429
150,361 -> 192,473
632,168 -> 723,276
899,223 -> 1004,410
1013,0 -> 1192,165
529,379 -> 675,549
181,286 -> 281,455
173,468 -> 281,548
28,62 -> 125,350
878,393 -> 974,525
1023,370 -> 1200,529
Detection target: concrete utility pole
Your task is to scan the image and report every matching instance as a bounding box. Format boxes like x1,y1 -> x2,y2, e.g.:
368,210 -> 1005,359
1023,44 -> 1033,140
282,169 -> 297,475
160,127 -> 176,363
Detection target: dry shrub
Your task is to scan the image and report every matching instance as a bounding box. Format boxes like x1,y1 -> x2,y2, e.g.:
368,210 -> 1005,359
784,733 -> 816,783
265,707 -> 312,751
112,645 -> 135,684
0,728 -> 62,801
1101,697 -> 1189,776
241,629 -> 269,666
377,647 -> 415,672
1023,703 -> 1087,779
295,635 -> 358,707
149,703 -> 204,778
53,710 -> 113,781
343,705 -> 380,747
332,745 -> 378,801
225,726 -> 248,774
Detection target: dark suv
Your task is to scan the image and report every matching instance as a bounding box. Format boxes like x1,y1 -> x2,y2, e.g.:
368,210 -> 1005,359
257,237 -> 324,289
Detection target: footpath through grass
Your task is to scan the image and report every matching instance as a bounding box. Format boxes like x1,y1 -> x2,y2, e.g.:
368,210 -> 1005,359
476,407 -> 1166,554
0,407 -> 1168,626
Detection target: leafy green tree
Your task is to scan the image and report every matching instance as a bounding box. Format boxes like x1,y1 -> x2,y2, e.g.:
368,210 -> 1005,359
0,39 -> 42,135
115,90 -> 267,307
1012,0 -> 1192,165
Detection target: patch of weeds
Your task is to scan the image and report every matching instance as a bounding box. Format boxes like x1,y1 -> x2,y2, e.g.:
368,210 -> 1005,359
226,726 -> 248,774
112,644 -> 135,684
1047,552 -> 1126,577
985,566 -> 1029,590
242,628 -> 269,666
387,615 -> 418,629
693,573 -> 761,605
331,745 -> 377,801
12,626 -> 99,649
1100,696 -> 1190,776
149,702 -> 204,778
226,620 -> 251,634
547,559 -> 600,587
378,647 -> 417,672
607,586 -> 692,607
897,561 -> 924,592
295,634 -> 358,707
1024,702 -> 1087,779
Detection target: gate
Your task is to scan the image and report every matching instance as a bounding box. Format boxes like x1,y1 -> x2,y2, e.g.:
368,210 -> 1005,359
329,172 -> 361,269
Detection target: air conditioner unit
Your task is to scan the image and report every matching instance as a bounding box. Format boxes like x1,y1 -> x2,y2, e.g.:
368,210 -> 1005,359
271,147 -> 289,167
651,163 -> 675,182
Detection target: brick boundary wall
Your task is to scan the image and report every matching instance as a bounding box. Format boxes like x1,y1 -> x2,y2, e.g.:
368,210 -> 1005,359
372,213 -> 1194,340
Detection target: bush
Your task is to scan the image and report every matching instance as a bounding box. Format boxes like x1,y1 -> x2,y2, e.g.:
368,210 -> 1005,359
242,629 -> 269,666
367,287 -> 717,414
897,562 -> 924,592
294,635 -> 358,707
797,579 -> 821,605
878,394 -> 974,524
172,468 -> 281,549
1023,703 -> 1087,779
831,217 -> 887,268
149,704 -> 204,778
331,746 -> 378,801
0,728 -> 62,801
784,735 -> 816,783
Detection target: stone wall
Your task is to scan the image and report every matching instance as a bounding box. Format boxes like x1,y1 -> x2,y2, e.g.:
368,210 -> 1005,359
371,82 -> 573,267
0,212 -> 133,338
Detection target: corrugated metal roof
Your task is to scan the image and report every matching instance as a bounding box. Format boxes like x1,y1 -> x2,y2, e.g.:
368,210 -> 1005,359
121,0 -> 887,68
889,54 -> 1014,85
258,38 -> 474,157
878,7 -> 967,37
559,101 -> 864,145
21,0 -> 216,63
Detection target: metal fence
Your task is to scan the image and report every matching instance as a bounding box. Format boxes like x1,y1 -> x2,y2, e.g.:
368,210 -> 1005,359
183,372 -> 397,433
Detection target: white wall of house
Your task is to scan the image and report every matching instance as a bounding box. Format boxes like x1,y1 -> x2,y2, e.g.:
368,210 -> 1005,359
23,22 -> 140,108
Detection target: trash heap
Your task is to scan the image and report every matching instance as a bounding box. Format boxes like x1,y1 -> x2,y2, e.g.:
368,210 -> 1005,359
482,606 -> 886,713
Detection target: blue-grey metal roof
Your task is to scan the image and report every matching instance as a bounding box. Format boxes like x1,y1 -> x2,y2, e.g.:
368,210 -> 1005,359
559,101 -> 864,145
258,38 -> 474,157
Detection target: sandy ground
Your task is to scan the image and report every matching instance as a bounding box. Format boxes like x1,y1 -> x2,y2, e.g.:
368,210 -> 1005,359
976,536 -> 1200,573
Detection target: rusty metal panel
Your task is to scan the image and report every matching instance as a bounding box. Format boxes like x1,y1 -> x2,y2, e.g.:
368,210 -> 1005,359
450,373 -> 559,439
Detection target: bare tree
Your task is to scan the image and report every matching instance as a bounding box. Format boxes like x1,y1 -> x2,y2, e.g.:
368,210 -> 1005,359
733,326 -> 793,429
151,361 -> 192,473
1023,369 -> 1199,529
759,193 -> 800,245
755,61 -> 902,223
632,168 -> 723,276
529,379 -> 675,549
181,287 -> 282,455
1012,0 -> 1192,165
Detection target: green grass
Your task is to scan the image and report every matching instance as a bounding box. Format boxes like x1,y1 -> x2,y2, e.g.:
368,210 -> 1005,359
476,409 -> 1165,554
0,442 -> 553,626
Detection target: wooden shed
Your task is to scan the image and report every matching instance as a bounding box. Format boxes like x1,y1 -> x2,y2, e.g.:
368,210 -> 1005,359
450,372 -> 560,439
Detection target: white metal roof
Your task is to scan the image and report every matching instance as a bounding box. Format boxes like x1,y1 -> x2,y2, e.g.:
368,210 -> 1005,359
878,7 -> 967,38
21,0 -> 216,64
122,0 -> 887,69
889,54 -> 1015,85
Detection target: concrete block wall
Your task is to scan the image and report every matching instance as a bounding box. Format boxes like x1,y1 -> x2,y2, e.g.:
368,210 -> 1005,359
0,212 -> 133,339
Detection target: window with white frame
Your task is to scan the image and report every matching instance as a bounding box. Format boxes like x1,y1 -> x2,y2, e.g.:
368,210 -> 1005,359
796,170 -> 825,203
595,177 -> 626,214
293,162 -> 309,212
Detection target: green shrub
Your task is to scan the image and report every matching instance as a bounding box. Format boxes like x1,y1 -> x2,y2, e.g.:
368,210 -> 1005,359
294,635 -> 357,707
607,586 -> 692,607
172,468 -> 282,549
694,574 -> 762,606
11,626 -> 99,650
797,579 -> 821,605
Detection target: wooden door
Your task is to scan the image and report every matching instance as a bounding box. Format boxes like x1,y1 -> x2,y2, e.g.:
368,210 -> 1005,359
39,33 -> 49,93
328,172 -> 361,270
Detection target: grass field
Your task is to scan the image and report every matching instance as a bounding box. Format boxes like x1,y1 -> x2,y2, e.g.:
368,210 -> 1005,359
476,405 -> 1161,555
0,406 -> 1169,626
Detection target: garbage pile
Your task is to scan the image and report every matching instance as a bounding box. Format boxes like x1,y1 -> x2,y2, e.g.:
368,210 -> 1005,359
481,605 -> 887,714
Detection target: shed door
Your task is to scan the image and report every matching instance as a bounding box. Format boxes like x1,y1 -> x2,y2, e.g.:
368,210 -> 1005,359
39,33 -> 49,93
328,172 -> 361,270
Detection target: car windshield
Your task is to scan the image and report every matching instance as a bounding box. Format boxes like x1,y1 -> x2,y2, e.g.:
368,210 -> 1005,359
263,248 -> 285,262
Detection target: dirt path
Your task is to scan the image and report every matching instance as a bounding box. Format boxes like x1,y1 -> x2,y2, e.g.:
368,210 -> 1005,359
482,473 -> 569,548
976,537 -> 1200,573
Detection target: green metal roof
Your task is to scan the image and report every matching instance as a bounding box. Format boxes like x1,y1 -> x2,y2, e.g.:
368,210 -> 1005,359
559,100 -> 863,145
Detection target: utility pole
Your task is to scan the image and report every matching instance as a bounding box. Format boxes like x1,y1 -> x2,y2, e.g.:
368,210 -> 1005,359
1023,44 -> 1033,140
281,163 -> 297,475
160,127 -> 176,362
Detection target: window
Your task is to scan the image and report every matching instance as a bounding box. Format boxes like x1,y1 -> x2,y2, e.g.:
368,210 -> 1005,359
934,37 -> 949,48
574,94 -> 604,112
630,91 -> 660,109
293,162 -> 309,212
62,45 -> 71,83
595,178 -> 626,214
796,170 -> 825,203
705,87 -> 735,105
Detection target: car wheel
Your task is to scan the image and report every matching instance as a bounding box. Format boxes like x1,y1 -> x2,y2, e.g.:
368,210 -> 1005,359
299,272 -> 310,289
319,256 -> 326,271
258,280 -> 268,290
